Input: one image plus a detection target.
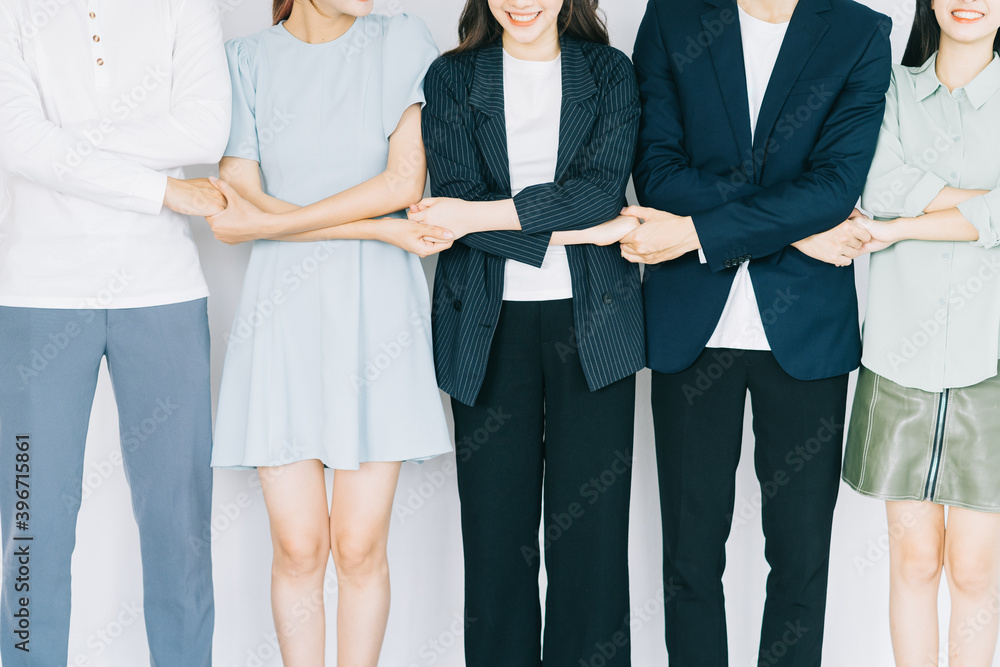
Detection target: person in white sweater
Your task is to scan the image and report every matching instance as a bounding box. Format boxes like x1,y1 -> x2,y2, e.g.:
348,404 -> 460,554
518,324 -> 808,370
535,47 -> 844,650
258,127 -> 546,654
0,1 -> 231,665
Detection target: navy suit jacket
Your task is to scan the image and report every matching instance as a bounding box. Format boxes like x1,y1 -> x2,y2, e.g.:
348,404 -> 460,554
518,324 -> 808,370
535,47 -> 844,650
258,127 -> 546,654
423,36 -> 645,407
633,0 -> 892,380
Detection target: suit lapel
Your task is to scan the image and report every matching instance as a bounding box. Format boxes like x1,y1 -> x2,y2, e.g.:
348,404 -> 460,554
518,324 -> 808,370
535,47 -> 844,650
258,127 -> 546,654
469,45 -> 511,194
555,36 -> 599,182
702,0 -> 754,175
751,0 -> 830,154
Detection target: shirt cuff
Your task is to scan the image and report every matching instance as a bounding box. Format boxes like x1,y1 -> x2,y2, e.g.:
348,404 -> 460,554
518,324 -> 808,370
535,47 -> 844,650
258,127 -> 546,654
958,193 -> 1000,249
129,170 -> 168,216
902,171 -> 948,218
698,248 -> 707,264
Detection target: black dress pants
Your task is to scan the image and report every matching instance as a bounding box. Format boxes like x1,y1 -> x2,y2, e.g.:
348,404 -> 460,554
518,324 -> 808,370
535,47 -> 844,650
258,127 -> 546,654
652,349 -> 848,667
452,300 -> 636,667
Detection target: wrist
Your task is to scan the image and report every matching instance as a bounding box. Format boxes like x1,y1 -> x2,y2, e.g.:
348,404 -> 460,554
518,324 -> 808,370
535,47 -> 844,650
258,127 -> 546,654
888,218 -> 912,244
366,219 -> 389,242
684,216 -> 701,252
163,177 -> 179,206
260,212 -> 289,239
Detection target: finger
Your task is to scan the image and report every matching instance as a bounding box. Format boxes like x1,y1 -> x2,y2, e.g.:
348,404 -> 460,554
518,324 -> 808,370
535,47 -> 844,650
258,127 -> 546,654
622,205 -> 654,221
415,198 -> 437,209
848,221 -> 873,243
208,177 -> 239,202
420,225 -> 455,241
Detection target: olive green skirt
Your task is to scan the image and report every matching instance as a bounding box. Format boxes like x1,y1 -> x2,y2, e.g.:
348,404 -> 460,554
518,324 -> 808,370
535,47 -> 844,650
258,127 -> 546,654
843,366 -> 1000,513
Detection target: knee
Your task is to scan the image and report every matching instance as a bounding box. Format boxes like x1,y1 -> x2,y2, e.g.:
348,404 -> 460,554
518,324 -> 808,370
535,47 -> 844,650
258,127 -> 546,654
331,531 -> 387,581
893,542 -> 944,588
273,534 -> 330,579
946,550 -> 998,597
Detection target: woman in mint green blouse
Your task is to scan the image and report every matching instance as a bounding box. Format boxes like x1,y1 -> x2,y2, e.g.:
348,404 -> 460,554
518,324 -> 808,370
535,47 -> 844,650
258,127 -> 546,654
842,0 -> 1000,662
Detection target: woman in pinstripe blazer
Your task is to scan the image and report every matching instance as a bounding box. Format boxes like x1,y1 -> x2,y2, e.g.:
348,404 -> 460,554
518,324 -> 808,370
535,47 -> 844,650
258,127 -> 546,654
407,1 -> 643,665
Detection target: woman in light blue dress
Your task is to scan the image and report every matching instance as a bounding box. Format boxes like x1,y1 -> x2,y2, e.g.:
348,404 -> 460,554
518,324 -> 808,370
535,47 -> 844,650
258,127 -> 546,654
205,0 -> 453,664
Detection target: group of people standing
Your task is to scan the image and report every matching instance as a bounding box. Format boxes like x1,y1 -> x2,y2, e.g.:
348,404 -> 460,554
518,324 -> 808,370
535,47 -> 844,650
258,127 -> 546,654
0,0 -> 998,665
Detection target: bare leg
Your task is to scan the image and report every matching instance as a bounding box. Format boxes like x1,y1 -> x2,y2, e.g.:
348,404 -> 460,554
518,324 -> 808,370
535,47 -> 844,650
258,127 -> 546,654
886,500 -> 945,666
330,461 -> 402,667
945,506 -> 1000,666
259,460 -> 331,666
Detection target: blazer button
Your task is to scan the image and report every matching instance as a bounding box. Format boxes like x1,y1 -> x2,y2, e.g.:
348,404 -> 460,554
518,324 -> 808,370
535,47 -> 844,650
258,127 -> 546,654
602,292 -> 613,305
453,299 -> 462,312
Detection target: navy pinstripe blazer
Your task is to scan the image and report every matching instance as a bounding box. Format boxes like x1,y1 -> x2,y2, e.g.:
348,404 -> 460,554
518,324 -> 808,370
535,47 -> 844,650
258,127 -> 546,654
422,36 -> 645,407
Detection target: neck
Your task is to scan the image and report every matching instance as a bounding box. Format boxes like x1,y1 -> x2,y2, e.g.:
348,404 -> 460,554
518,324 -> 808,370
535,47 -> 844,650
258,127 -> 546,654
503,27 -> 561,61
284,1 -> 356,44
936,36 -> 996,91
738,0 -> 798,23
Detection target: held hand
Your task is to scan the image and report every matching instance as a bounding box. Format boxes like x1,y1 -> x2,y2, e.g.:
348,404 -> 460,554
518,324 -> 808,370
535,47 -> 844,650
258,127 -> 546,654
205,177 -> 272,245
378,219 -> 454,258
586,215 -> 641,246
619,206 -> 700,264
407,198 -> 474,238
792,211 -> 871,267
163,177 -> 227,217
858,218 -> 899,254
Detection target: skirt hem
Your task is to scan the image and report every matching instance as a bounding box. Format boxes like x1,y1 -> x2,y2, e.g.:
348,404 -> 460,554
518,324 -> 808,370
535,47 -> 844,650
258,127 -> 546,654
843,475 -> 1000,514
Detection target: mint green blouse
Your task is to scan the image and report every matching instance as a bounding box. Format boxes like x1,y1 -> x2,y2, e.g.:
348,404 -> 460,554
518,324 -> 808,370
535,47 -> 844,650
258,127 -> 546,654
860,53 -> 1000,392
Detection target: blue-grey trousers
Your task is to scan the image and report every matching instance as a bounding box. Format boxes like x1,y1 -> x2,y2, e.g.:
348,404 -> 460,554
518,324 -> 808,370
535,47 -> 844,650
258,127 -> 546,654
0,300 -> 214,666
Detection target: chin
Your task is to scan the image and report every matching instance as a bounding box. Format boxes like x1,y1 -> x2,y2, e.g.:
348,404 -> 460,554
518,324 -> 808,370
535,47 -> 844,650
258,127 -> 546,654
335,0 -> 373,18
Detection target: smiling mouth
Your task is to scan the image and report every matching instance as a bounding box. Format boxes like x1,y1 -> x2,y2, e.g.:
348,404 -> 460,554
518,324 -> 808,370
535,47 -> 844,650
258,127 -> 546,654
507,11 -> 542,24
952,9 -> 986,20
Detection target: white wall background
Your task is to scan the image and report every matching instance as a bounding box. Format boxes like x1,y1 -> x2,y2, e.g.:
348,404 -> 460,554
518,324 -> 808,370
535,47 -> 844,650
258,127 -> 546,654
2,0 -> 983,666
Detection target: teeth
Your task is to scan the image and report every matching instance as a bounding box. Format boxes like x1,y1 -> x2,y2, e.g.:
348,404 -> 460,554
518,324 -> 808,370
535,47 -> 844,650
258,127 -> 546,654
953,10 -> 984,18
509,11 -> 541,22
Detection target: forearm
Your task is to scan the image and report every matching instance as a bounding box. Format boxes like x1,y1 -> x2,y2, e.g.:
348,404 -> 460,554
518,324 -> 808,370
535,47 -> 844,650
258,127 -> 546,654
244,191 -> 299,215
262,171 -> 424,237
459,199 -> 522,232
273,219 -> 385,242
551,230 -> 585,245
890,208 -> 979,243
924,187 -> 990,213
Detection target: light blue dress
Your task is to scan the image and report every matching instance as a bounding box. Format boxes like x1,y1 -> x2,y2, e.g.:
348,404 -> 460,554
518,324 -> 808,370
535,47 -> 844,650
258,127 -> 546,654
211,13 -> 452,470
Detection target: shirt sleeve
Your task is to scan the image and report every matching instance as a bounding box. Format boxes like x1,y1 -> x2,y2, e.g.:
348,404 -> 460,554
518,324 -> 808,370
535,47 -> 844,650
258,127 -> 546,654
422,56 -> 551,267
65,0 -> 232,171
0,1 -> 166,214
382,13 -> 440,140
957,188 -> 1000,249
860,68 -> 948,219
222,37 -> 260,162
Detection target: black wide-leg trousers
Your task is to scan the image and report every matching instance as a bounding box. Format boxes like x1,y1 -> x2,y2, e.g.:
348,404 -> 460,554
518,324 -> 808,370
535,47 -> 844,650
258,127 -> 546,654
452,300 -> 636,667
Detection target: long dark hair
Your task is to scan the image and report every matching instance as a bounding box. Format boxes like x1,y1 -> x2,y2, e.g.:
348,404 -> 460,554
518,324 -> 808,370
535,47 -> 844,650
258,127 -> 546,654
446,0 -> 609,55
902,0 -> 1000,66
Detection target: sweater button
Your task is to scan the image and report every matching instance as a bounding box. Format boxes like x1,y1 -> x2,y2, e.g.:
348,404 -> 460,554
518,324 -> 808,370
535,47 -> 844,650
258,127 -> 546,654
453,299 -> 462,312
603,292 -> 613,305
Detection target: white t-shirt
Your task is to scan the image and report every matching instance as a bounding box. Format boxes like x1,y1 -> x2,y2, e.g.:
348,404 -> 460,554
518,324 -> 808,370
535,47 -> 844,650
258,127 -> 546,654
501,49 -> 573,302
703,5 -> 789,349
0,0 -> 231,309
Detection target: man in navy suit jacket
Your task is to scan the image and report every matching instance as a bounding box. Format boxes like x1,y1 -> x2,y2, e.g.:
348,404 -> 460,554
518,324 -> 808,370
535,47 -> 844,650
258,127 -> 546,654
624,0 -> 891,663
